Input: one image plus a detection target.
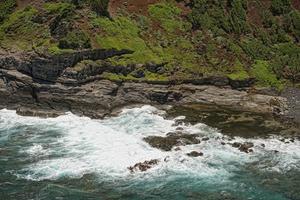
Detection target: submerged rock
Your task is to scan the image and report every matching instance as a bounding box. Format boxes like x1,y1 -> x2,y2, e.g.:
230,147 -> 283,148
187,151 -> 203,157
128,159 -> 159,172
144,132 -> 200,151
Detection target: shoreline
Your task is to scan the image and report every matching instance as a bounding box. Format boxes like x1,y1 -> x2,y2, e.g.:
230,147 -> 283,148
0,49 -> 299,132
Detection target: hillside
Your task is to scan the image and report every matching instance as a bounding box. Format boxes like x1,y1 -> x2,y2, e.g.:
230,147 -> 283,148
1,0 -> 300,89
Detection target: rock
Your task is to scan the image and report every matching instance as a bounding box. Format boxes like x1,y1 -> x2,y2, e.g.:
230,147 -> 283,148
173,119 -> 185,126
145,62 -> 165,74
0,51 -> 290,124
7,49 -> 133,82
231,142 -> 254,153
144,132 -> 200,151
221,142 -> 226,145
229,78 -> 256,89
131,69 -> 145,78
128,159 -> 159,172
174,147 -> 181,151
202,137 -> 209,141
187,151 -> 203,157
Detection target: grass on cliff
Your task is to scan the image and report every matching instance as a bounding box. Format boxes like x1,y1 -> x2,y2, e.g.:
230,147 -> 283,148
89,1 -> 202,78
0,0 -> 16,23
0,6 -> 51,51
251,60 -> 283,90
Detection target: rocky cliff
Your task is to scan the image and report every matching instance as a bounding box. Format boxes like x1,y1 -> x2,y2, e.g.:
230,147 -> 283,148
0,49 -> 289,121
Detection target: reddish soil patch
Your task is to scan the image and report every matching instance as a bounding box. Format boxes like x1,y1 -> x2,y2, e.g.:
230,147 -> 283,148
246,0 -> 271,27
108,0 -> 191,17
108,0 -> 159,16
16,0 -> 44,10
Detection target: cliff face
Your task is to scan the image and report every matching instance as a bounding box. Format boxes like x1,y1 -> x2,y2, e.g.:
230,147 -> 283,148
0,49 -> 288,120
0,0 -> 299,128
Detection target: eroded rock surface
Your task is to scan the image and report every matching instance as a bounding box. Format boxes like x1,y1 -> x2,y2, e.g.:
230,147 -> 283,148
0,49 -> 291,123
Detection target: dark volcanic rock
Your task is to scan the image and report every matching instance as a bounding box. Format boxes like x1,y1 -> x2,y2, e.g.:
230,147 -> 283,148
131,69 -> 145,78
0,49 -> 291,123
229,78 -> 256,89
144,132 -> 201,151
3,49 -> 133,82
128,159 -> 159,172
187,151 -> 203,157
231,142 -> 254,153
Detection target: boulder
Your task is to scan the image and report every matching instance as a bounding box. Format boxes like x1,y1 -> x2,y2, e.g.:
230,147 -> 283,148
128,159 -> 159,172
187,151 -> 203,157
144,132 -> 200,151
231,142 -> 254,153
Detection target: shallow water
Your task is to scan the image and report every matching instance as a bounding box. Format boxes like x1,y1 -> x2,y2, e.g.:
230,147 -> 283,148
0,105 -> 299,200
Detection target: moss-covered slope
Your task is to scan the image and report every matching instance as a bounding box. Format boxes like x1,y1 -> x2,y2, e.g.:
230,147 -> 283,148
1,0 -> 300,89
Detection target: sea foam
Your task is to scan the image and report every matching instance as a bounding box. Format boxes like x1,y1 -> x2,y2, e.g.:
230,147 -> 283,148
0,106 -> 299,182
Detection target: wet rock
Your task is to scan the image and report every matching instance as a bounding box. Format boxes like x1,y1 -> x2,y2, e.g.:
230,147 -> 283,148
172,119 -> 185,126
144,132 -> 200,151
187,151 -> 203,157
174,147 -> 181,151
176,127 -> 184,131
164,156 -> 170,162
128,159 -> 159,172
202,137 -> 209,141
221,142 -> 226,145
231,142 -> 254,153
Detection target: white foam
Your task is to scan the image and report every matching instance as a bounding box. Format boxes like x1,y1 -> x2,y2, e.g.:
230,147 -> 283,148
0,106 -> 299,182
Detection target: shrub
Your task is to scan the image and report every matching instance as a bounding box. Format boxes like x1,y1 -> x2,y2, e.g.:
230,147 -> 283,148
58,30 -> 91,49
241,38 -> 271,60
88,0 -> 109,17
44,2 -> 75,16
228,0 -> 248,34
270,0 -> 291,15
271,43 -> 300,83
148,2 -> 190,33
284,10 -> 300,40
251,60 -> 283,89
0,0 -> 16,23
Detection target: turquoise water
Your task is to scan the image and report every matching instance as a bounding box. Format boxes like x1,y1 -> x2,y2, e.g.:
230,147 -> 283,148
0,106 -> 299,200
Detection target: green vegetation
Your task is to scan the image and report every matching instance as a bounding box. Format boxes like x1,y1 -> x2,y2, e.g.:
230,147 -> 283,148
1,0 -> 300,88
251,60 -> 283,89
0,0 -> 16,23
0,6 -> 50,51
59,30 -> 91,49
44,2 -> 74,14
88,0 -> 109,17
228,60 -> 249,80
148,2 -> 190,32
270,0 -> 291,15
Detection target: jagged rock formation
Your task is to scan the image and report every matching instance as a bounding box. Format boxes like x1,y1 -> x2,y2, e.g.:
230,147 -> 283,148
0,49 -> 288,120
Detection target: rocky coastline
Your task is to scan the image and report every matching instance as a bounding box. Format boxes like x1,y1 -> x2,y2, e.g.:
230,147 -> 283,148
0,48 -> 298,130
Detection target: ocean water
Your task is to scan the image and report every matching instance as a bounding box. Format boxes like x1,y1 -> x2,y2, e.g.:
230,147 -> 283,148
0,105 -> 299,200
